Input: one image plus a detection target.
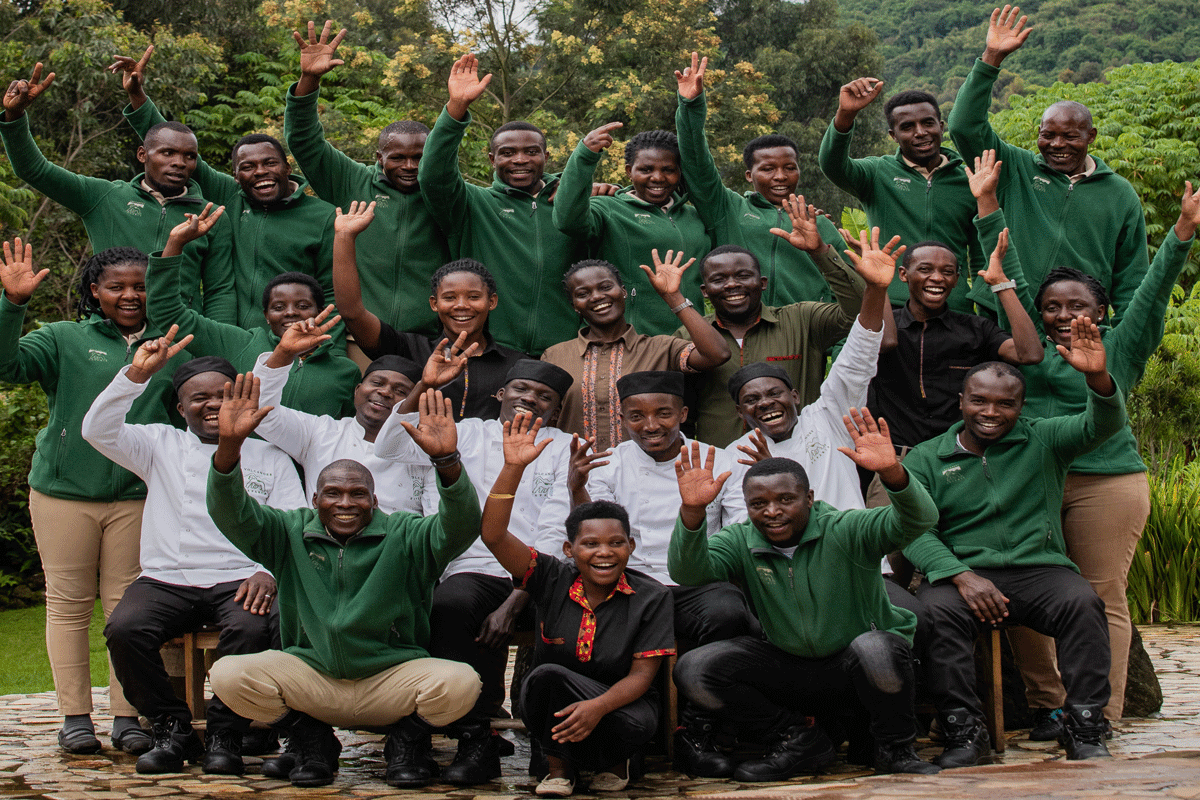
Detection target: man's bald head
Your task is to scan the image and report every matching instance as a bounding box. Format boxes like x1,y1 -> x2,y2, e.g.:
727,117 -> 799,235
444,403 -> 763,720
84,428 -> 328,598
1042,101 -> 1093,129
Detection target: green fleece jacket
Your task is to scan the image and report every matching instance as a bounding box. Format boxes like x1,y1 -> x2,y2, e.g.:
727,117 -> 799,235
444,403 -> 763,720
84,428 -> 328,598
553,141 -> 711,335
676,92 -> 847,306
207,459 -> 481,679
147,253 -> 359,418
125,100 -> 340,344
283,85 -> 448,335
0,113 -> 236,325
902,383 -> 1127,583
0,294 -> 185,501
668,475 -> 939,658
818,122 -> 982,313
947,59 -> 1149,323
419,107 -> 583,355
977,208 -> 1196,475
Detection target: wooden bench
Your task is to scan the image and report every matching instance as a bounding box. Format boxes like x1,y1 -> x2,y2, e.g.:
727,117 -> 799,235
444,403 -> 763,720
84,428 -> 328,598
161,626 -> 223,729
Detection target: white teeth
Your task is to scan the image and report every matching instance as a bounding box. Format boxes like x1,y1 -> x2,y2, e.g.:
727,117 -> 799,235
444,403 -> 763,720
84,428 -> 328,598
725,293 -> 746,302
592,302 -> 612,312
760,411 -> 783,422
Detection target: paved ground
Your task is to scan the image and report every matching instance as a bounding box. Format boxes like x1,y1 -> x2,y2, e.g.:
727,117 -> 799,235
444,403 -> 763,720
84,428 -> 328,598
2,625 -> 1198,799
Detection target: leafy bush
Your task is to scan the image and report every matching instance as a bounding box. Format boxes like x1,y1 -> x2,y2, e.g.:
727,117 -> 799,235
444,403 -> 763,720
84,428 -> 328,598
0,384 -> 48,609
1128,456 -> 1200,623
1129,283 -> 1200,467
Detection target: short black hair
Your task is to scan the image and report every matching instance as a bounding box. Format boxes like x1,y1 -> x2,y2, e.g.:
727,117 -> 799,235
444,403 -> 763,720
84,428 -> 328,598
564,500 -> 631,543
231,133 -> 287,166
76,247 -> 148,321
1035,267 -> 1109,313
743,457 -> 810,494
1043,101 -> 1094,129
563,258 -> 624,296
430,258 -> 497,297
316,459 -> 375,493
961,361 -> 1027,402
144,121 -> 195,148
379,120 -> 430,148
262,271 -> 323,310
699,244 -> 761,279
489,121 -> 546,151
902,240 -> 958,271
742,133 -> 798,170
624,130 -> 680,168
884,90 -> 942,126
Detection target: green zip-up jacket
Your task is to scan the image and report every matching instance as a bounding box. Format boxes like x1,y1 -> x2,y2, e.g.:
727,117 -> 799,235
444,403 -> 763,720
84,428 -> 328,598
668,475 -> 938,658
419,108 -> 583,355
207,459 -> 480,679
676,92 -> 847,306
0,294 -> 185,502
125,100 -> 340,344
977,207 -> 1196,475
818,121 -> 982,313
147,253 -> 359,418
947,59 -> 1149,324
0,113 -> 236,325
284,85 -> 449,335
902,382 -> 1127,583
553,141 -> 711,335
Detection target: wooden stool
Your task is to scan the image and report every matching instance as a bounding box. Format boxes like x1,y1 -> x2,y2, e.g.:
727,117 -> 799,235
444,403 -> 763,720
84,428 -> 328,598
980,627 -> 1005,753
160,625 -> 222,729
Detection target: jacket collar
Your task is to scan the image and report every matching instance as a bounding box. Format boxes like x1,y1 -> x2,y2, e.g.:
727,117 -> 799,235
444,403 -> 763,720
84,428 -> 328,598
490,173 -> 561,201
932,419 -> 1031,458
130,173 -> 206,205
302,511 -> 388,544
1031,152 -> 1113,181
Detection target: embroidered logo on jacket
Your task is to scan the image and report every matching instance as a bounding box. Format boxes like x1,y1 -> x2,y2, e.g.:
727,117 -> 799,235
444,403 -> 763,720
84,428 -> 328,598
634,213 -> 653,225
87,349 -> 109,363
374,194 -> 390,208
1033,176 -> 1051,193
892,177 -> 912,192
125,201 -> 145,216
756,565 -> 777,586
941,465 -> 965,484
241,468 -> 273,500
531,472 -> 553,498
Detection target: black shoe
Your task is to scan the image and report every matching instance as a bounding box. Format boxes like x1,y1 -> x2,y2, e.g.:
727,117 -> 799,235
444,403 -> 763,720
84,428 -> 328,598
202,727 -> 245,775
1059,704 -> 1111,760
875,738 -> 941,774
240,728 -> 280,755
135,716 -> 203,774
932,709 -> 990,769
111,722 -> 153,755
1029,707 -> 1064,741
674,721 -> 736,778
58,724 -> 102,755
732,720 -> 837,782
442,723 -> 503,785
260,735 -> 300,779
384,715 -> 440,788
274,711 -> 341,787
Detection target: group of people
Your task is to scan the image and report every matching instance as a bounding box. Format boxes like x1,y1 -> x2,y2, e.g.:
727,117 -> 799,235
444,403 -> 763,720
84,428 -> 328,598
2,3 -> 1197,795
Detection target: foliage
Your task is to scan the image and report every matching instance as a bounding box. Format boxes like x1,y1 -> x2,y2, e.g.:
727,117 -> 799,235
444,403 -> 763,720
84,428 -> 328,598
1129,282 -> 1200,466
1127,456 -> 1200,624
0,601 -> 108,691
0,384 -> 48,602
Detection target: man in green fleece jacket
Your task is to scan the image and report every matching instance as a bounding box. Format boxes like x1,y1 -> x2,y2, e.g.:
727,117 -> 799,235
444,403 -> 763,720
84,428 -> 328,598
902,327 -> 1125,767
946,6 -> 1149,324
285,21 -> 450,340
819,79 -> 982,313
0,63 -> 236,324
668,414 -> 942,781
206,380 -> 483,789
419,53 -> 583,356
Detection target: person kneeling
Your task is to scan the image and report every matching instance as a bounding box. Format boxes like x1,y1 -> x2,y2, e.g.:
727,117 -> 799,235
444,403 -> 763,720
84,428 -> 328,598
668,413 -> 942,781
205,380 -> 484,788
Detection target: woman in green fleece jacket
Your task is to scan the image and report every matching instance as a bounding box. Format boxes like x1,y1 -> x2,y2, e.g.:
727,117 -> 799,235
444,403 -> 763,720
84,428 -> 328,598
0,240 -> 187,755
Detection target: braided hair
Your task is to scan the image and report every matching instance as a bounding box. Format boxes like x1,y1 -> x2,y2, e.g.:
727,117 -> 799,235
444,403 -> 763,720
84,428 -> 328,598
76,247 -> 148,321
430,258 -> 497,297
1034,267 -> 1109,314
624,130 -> 680,167
563,259 -> 624,297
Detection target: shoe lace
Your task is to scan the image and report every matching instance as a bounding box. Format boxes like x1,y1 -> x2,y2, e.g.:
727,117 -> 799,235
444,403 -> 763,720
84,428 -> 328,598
1067,720 -> 1105,747
209,728 -> 241,753
942,721 -> 982,749
685,724 -> 720,752
150,719 -> 177,749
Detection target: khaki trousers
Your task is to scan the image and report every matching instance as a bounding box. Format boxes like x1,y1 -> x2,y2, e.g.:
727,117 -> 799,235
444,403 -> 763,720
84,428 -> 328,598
1007,471 -> 1150,721
210,650 -> 481,729
29,489 -> 143,717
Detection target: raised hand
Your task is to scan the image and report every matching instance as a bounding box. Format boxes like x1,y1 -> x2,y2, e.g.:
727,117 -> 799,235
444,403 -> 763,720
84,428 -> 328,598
1175,180 -> 1199,241
294,20 -> 347,77
843,226 -> 904,289
446,53 -> 493,120
129,324 -> 193,381
219,373 -> 274,442
166,203 -> 225,248
107,45 -> 154,105
735,428 -> 773,466
276,304 -> 342,358
422,332 -> 479,388
770,195 -> 824,252
964,149 -> 1003,199
334,200 -> 376,236
3,63 -> 55,121
675,440 -> 731,511
1056,316 -> 1106,373
640,248 -> 695,299
590,182 -> 620,197
838,77 -> 884,116
983,5 -> 1032,66
0,237 -> 48,305
977,227 -> 1012,287
839,227 -> 864,259
837,408 -> 899,474
582,121 -> 623,153
399,388 -> 459,459
503,413 -> 552,468
567,434 -> 611,496
674,51 -> 707,101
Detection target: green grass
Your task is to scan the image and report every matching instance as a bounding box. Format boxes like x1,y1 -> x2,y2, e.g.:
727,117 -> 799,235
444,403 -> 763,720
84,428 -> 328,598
0,600 -> 109,696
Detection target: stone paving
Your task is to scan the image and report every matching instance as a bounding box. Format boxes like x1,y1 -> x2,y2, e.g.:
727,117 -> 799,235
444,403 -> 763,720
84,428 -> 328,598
2,625 -> 1199,799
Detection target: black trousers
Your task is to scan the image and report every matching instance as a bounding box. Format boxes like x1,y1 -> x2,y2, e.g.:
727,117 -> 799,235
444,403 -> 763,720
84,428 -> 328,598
885,577 -> 931,664
917,565 -> 1110,718
671,582 -> 762,651
105,576 -> 278,732
673,630 -> 919,744
520,663 -> 658,771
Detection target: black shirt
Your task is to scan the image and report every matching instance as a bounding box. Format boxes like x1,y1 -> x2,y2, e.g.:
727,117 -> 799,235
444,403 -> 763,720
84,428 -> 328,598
867,305 -> 1011,447
365,324 -> 530,421
518,547 -> 675,688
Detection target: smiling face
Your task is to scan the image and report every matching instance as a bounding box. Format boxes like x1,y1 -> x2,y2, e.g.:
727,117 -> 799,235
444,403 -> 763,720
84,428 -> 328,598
263,282 -> 320,338
354,370 -> 414,434
1037,106 -> 1097,176
619,393 -> 687,462
745,472 -> 814,548
701,251 -> 766,323
314,465 -> 377,541
736,377 -> 801,442
900,245 -> 959,316
626,147 -> 680,207
489,130 -> 547,191
234,141 -> 292,204
959,369 -> 1024,452
1038,280 -> 1105,348
376,132 -> 426,193
888,102 -> 945,168
498,379 -> 561,426
563,518 -> 634,591
745,145 -> 800,206
138,128 -> 199,196
429,271 -> 496,339
176,371 -> 229,443
91,262 -> 147,335
566,265 -> 625,329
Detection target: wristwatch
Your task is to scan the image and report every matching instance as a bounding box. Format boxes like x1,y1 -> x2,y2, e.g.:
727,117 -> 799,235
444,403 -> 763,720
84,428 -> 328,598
670,298 -> 695,314
990,280 -> 1017,293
